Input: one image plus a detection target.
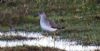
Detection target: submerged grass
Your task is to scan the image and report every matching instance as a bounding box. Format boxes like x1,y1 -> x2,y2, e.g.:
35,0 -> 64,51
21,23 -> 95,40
0,35 -> 36,41
0,45 -> 65,51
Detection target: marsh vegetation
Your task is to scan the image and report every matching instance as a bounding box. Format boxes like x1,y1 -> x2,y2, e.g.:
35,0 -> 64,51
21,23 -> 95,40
0,0 -> 100,51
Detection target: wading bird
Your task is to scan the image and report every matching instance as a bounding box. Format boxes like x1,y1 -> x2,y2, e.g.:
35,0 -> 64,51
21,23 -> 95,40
38,11 -> 58,33
38,11 -> 64,47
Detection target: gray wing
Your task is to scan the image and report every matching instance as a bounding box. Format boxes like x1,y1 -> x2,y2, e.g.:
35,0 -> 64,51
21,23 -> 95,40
48,19 -> 65,29
48,19 -> 58,28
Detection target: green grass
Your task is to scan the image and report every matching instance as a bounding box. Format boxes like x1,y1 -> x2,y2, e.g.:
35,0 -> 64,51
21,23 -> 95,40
51,15 -> 100,46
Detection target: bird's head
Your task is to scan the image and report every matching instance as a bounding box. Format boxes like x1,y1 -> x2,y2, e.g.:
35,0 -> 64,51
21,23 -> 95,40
38,11 -> 46,18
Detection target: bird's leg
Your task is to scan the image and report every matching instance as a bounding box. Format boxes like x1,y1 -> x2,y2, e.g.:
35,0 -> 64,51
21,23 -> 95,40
45,32 -> 48,37
41,30 -> 46,36
53,32 -> 56,47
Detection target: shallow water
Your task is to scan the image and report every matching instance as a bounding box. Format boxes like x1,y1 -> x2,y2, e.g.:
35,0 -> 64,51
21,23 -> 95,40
0,31 -> 99,51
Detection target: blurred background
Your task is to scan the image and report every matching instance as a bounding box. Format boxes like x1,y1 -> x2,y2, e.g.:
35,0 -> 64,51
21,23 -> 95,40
0,0 -> 100,46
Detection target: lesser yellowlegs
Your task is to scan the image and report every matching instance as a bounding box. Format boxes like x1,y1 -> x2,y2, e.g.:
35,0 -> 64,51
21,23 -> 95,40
38,11 -> 58,32
38,11 -> 59,47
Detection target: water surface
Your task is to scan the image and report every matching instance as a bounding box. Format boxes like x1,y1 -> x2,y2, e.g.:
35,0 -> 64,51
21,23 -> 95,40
0,31 -> 99,51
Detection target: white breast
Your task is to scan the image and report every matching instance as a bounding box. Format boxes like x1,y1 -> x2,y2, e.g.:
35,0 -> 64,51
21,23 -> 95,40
39,13 -> 57,32
40,20 -> 57,32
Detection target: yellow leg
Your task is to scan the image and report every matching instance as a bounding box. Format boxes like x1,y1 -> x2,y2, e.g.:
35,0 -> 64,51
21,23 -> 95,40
45,32 -> 48,37
53,32 -> 56,47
